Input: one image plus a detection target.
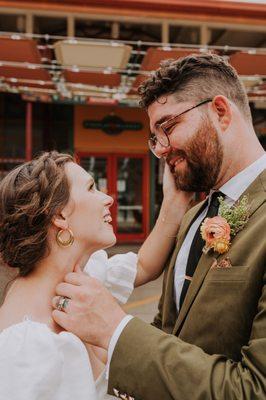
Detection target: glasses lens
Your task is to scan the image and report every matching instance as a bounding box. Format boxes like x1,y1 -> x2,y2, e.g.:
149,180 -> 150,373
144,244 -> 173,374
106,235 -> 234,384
148,135 -> 157,149
148,137 -> 160,158
158,126 -> 170,147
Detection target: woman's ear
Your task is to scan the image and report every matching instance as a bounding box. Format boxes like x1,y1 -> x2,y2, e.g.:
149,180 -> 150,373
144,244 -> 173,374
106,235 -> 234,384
51,213 -> 69,230
211,95 -> 232,131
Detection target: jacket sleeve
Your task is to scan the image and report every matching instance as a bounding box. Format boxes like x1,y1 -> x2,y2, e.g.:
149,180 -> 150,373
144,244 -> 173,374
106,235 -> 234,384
108,270 -> 266,400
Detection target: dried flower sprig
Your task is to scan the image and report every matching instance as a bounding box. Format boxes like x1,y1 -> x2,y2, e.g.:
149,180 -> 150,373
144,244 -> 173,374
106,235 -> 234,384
218,195 -> 251,237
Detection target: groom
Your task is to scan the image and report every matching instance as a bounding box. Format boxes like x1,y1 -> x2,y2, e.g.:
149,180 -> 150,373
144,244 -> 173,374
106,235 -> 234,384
53,54 -> 266,399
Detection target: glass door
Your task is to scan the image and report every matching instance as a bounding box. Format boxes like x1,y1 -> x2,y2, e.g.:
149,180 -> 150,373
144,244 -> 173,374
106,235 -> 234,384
116,155 -> 147,240
77,152 -> 149,242
79,154 -> 109,193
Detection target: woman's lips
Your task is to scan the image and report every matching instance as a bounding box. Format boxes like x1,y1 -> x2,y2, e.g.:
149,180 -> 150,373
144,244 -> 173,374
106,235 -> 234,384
103,214 -> 112,223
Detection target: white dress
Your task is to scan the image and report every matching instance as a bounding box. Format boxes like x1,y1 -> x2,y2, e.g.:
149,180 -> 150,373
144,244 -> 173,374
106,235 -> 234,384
0,250 -> 138,400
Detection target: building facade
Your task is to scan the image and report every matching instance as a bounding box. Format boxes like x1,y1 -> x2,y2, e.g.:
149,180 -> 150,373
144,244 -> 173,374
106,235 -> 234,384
0,0 -> 265,242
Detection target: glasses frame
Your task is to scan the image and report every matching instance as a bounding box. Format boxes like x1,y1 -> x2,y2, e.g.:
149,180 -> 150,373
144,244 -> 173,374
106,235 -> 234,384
149,98 -> 212,156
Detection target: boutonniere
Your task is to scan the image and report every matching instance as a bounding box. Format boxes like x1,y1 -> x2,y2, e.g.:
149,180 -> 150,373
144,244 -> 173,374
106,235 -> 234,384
200,195 -> 251,255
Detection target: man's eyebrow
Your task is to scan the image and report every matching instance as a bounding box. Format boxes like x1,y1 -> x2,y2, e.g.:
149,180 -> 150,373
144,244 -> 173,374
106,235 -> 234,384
153,114 -> 174,129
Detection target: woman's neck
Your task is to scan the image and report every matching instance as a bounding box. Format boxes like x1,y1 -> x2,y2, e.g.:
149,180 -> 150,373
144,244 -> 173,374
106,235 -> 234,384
0,245 -> 93,333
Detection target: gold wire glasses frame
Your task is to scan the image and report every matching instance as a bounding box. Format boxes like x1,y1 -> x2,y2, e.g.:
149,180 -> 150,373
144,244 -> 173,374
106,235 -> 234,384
148,98 -> 212,158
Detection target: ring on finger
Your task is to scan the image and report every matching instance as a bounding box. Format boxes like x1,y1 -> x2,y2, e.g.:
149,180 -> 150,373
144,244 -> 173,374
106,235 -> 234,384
56,296 -> 70,312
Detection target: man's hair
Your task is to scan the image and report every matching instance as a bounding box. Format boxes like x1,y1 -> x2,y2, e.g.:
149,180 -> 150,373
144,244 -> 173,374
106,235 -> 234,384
138,53 -> 252,121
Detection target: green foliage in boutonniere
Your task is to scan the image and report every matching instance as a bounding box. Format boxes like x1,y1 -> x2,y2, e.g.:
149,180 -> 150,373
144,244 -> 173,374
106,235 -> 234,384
218,195 -> 251,237
201,195 -> 251,255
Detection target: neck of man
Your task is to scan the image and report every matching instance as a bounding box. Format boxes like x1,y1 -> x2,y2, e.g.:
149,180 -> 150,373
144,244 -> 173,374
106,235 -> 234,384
214,135 -> 265,190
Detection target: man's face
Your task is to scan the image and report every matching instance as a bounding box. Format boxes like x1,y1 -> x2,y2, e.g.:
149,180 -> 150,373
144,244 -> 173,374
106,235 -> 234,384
148,94 -> 223,192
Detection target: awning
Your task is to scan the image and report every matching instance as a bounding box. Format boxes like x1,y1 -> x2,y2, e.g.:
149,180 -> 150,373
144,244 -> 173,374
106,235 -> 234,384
0,33 -> 265,106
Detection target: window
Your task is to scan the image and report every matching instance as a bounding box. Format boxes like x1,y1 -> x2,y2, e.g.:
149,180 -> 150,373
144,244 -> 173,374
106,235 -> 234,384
34,16 -> 67,37
75,19 -> 112,39
209,29 -> 266,47
32,102 -> 73,155
0,93 -> 26,159
119,22 -> 161,42
169,25 -> 200,45
0,14 -> 26,33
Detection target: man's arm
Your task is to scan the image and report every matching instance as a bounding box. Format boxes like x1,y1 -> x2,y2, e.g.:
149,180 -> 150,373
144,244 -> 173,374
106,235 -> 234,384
51,259 -> 265,399
108,274 -> 266,400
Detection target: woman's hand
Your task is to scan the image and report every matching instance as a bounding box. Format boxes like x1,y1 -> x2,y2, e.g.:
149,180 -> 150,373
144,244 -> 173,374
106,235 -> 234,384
135,164 -> 195,287
162,163 -> 194,214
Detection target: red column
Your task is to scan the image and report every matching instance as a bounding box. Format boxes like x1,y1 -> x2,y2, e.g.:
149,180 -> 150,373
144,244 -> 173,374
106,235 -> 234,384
25,102 -> 33,161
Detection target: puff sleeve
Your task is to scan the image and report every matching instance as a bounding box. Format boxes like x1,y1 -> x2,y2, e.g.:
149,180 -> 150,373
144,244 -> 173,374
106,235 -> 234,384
84,250 -> 137,304
0,320 -> 97,400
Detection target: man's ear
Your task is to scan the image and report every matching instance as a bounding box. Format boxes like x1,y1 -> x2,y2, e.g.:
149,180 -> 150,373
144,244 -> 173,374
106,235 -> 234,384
51,213 -> 68,230
211,95 -> 232,131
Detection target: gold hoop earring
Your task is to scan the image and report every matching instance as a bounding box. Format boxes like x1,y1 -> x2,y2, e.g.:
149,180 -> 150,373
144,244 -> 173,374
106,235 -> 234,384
56,229 -> 74,247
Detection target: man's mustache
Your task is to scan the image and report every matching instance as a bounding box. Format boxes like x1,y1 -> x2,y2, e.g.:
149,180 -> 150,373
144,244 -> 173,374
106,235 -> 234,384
166,149 -> 187,173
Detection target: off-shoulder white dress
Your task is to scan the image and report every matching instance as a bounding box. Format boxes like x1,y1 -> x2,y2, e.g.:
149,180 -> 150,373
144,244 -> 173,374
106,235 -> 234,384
0,250 -> 138,400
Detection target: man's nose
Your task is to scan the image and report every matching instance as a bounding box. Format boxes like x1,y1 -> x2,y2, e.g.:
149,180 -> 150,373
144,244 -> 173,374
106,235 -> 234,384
156,143 -> 171,159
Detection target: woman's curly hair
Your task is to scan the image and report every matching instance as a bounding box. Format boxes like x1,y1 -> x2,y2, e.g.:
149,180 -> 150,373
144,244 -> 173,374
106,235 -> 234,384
0,151 -> 74,276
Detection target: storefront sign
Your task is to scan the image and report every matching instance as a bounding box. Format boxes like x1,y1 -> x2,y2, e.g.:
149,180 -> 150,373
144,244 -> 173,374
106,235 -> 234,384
83,115 -> 143,135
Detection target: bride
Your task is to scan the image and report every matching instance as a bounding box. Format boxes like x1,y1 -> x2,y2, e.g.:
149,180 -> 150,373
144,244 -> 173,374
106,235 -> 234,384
0,151 -> 192,399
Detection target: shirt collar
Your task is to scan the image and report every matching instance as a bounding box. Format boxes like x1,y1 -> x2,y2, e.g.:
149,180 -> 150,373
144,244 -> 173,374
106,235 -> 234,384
210,153 -> 266,202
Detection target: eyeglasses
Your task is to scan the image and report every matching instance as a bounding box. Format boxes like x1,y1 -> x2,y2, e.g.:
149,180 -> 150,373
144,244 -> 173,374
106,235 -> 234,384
148,98 -> 212,158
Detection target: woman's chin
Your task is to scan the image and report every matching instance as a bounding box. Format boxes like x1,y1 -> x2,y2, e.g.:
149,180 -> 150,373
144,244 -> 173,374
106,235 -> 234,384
106,234 -> 117,248
99,232 -> 117,250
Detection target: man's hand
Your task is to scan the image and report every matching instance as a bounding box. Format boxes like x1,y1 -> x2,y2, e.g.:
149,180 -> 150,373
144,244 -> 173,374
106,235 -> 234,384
52,267 -> 127,350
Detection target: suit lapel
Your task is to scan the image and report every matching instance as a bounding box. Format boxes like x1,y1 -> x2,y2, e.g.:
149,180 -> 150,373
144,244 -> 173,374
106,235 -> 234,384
173,170 -> 266,335
172,251 -> 214,335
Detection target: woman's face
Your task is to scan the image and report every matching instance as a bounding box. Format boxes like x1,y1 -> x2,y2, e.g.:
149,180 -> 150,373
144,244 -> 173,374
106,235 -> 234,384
63,162 -> 116,252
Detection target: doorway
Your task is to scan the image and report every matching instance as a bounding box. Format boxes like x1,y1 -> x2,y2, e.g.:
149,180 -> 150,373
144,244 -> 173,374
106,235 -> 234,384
77,152 -> 149,242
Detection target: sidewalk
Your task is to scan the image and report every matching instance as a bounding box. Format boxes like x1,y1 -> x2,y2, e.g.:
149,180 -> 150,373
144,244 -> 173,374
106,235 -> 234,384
106,243 -> 141,257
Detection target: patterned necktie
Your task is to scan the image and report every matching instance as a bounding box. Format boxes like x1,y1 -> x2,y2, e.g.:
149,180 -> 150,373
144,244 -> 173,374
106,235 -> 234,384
179,191 -> 225,309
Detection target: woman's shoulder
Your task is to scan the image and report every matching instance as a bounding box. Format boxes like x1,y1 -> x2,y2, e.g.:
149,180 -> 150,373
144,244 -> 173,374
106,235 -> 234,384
0,319 -> 97,399
0,318 -> 86,360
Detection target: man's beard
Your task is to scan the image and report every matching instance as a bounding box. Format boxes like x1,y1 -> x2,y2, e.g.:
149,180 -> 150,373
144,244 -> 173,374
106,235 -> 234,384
166,117 -> 223,192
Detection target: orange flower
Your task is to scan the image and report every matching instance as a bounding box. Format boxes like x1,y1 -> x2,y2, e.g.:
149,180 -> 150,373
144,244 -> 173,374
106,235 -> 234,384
201,216 -> 231,254
212,238 -> 230,254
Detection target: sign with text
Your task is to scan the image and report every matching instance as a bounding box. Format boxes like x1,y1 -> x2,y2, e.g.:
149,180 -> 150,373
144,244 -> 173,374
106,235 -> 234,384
83,115 -> 143,135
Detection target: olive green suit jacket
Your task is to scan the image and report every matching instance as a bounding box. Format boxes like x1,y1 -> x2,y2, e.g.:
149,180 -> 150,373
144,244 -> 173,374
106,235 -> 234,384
108,170 -> 266,400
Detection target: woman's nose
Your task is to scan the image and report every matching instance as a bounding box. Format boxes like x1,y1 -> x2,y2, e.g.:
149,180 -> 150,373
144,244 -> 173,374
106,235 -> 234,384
103,193 -> 114,208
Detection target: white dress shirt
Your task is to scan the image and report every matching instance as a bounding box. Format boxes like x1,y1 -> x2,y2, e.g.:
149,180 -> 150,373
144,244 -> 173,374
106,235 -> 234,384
107,153 -> 266,377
